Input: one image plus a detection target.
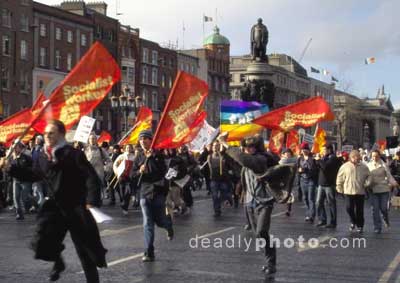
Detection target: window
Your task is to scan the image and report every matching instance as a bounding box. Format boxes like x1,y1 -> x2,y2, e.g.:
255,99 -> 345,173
108,31 -> 114,42
3,104 -> 10,117
169,58 -> 173,68
55,50 -> 61,69
40,23 -> 46,37
185,63 -> 190,73
96,25 -> 102,39
142,48 -> 148,63
39,47 -> 46,66
151,50 -> 158,65
67,30 -> 73,43
163,56 -> 167,67
142,66 -> 148,84
21,0 -> 30,5
20,40 -> 27,60
151,92 -> 158,110
1,68 -> 10,89
2,9 -> 11,27
168,76 -> 172,88
67,53 -> 72,71
20,71 -> 29,92
152,68 -> 158,85
191,65 -> 195,74
2,35 -> 11,55
20,14 -> 29,32
180,63 -> 184,71
81,34 -> 87,46
161,74 -> 166,87
122,66 -> 135,85
142,89 -> 149,107
121,46 -> 126,57
55,27 -> 62,40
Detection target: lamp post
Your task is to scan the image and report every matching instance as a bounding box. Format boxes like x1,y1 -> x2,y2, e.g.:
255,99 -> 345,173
110,85 -> 142,139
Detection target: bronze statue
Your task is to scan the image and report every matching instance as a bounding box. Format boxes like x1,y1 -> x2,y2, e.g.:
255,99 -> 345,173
251,18 -> 269,62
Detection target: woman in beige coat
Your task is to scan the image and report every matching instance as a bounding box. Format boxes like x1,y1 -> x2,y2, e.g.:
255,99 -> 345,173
367,150 -> 398,233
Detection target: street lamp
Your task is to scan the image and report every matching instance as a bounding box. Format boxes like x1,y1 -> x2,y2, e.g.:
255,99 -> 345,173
110,85 -> 142,139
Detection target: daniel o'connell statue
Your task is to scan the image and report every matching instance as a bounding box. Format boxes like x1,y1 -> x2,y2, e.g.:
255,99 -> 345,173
251,18 -> 269,62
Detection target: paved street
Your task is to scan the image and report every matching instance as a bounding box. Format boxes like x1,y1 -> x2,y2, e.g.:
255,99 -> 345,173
1,190 -> 400,283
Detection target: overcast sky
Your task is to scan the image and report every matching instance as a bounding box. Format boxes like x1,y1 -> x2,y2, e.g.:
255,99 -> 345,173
37,0 -> 400,108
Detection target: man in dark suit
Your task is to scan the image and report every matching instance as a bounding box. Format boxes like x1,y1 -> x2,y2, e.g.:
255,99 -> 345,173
30,119 -> 107,282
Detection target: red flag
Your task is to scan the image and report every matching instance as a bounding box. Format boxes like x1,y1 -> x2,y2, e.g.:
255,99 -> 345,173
0,92 -> 48,146
119,107 -> 153,146
286,130 -> 300,155
97,131 -> 112,145
32,41 -> 120,133
252,96 -> 334,131
152,71 -> 208,149
269,129 -> 285,154
312,124 -> 327,154
376,140 -> 386,152
0,108 -> 33,146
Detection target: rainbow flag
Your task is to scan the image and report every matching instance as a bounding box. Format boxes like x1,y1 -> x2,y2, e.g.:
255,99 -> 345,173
220,100 -> 268,144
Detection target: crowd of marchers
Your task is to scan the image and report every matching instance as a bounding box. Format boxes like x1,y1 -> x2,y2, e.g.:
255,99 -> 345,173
1,126 -> 400,282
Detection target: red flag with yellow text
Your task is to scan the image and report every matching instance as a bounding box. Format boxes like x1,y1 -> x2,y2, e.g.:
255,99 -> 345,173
286,130 -> 300,155
32,42 -> 120,133
252,96 -> 334,131
269,129 -> 285,154
0,108 -> 33,147
152,71 -> 208,149
120,107 -> 153,146
0,92 -> 47,146
312,124 -> 326,154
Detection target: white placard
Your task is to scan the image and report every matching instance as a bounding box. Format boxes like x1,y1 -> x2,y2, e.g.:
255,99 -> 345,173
73,116 -> 96,143
89,207 -> 113,224
189,121 -> 218,152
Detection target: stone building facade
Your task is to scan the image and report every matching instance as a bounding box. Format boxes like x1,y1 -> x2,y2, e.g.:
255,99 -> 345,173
0,0 -> 34,117
180,26 -> 230,127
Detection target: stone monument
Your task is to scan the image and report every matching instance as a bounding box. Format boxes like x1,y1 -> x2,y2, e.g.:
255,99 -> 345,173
240,18 -> 275,108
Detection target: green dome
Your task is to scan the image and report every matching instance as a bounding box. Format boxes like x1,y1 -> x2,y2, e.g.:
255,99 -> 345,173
203,26 -> 230,45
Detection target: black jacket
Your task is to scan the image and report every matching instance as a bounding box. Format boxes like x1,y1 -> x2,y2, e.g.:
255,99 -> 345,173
46,145 -> 102,208
316,154 -> 342,187
133,150 -> 167,198
8,152 -> 34,182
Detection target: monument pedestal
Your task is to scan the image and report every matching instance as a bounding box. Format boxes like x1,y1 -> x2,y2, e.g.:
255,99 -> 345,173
245,62 -> 274,81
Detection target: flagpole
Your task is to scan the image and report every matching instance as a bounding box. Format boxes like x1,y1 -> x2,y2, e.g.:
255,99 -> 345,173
136,71 -> 183,187
202,14 -> 205,42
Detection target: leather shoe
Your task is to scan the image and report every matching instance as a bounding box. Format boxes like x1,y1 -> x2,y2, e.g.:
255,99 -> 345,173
262,265 -> 276,275
49,257 -> 65,281
167,227 -> 174,241
142,255 -> 155,262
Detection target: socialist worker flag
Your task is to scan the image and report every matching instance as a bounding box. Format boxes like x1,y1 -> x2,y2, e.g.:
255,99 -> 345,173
269,129 -> 285,154
152,71 -> 208,149
252,96 -> 335,131
286,130 -> 300,155
97,131 -> 112,145
0,108 -> 33,146
312,124 -> 326,154
0,92 -> 48,146
32,41 -> 120,133
119,107 -> 153,146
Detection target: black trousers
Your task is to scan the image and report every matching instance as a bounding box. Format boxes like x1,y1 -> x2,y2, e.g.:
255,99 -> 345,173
31,201 -> 107,283
255,204 -> 276,267
344,194 -> 365,228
